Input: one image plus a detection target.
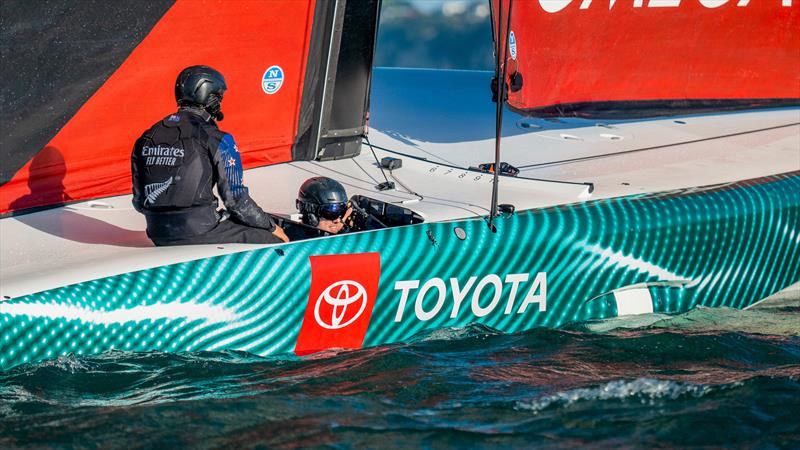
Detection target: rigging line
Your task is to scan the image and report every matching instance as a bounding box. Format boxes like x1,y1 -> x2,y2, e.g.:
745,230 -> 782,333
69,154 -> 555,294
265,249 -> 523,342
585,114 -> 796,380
366,142 -> 594,189
489,0 -> 502,229
378,131 -> 461,166
364,142 -> 497,211
405,144 -> 459,167
363,152 -> 491,211
387,168 -> 491,214
362,156 -> 490,213
387,170 -> 424,201
297,158 -> 483,216
488,0 -> 497,60
489,0 -> 514,231
421,198 -> 488,217
352,158 -> 382,185
363,135 -> 392,185
291,162 -> 413,201
517,122 -> 800,170
366,135 -> 495,205
388,165 -> 496,212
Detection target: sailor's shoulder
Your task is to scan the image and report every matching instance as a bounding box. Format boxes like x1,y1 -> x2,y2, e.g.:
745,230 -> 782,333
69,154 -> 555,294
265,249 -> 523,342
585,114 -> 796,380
168,109 -> 214,130
201,126 -> 227,148
162,111 -> 185,124
135,116 -> 168,141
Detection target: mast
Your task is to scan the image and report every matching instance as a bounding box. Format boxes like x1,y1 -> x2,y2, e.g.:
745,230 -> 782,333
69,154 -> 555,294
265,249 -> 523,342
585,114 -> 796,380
488,0 -> 514,232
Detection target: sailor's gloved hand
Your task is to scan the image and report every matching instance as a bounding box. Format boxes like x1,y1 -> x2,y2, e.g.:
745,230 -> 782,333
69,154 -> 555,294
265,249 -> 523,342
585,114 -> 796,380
345,202 -> 374,232
318,207 -> 352,235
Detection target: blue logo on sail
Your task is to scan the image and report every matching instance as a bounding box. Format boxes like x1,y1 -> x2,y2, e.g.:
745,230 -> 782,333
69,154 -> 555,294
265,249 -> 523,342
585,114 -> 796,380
262,65 -> 284,94
509,31 -> 517,60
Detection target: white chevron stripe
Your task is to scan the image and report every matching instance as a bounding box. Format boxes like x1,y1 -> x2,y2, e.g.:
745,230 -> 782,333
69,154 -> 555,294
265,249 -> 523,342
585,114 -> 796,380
0,301 -> 238,325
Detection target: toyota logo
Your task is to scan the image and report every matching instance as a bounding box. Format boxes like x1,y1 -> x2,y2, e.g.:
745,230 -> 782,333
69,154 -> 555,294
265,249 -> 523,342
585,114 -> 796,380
314,280 -> 368,329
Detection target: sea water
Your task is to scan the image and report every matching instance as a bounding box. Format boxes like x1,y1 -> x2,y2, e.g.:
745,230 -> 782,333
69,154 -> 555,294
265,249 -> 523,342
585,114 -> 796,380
1,295 -> 798,448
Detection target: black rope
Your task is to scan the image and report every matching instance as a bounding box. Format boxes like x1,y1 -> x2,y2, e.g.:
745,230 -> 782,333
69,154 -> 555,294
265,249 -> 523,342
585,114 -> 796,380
387,170 -> 424,201
365,141 -> 594,190
516,122 -> 800,169
364,135 -> 392,186
488,0 -> 514,232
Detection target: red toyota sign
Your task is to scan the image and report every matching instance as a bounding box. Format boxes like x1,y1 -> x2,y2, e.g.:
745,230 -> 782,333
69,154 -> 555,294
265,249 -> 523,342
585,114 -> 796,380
295,253 -> 382,355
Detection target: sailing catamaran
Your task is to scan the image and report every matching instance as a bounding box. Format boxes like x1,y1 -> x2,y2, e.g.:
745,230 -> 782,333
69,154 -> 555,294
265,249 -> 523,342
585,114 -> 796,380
1,0 -> 798,369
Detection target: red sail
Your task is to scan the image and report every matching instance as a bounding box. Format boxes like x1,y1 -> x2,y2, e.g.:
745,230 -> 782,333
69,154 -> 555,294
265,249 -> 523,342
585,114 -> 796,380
492,0 -> 800,116
0,0 -> 378,215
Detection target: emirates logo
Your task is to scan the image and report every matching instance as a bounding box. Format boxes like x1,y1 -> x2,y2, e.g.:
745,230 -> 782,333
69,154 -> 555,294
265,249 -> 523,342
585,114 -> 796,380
314,280 -> 368,330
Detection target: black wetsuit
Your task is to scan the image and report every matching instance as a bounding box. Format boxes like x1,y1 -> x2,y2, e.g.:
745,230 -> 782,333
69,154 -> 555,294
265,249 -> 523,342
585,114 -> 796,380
131,107 -> 280,246
283,220 -> 330,241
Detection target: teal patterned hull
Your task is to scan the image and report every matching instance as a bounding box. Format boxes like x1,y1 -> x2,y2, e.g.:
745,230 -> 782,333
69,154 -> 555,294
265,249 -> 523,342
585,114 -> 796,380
2,172 -> 798,370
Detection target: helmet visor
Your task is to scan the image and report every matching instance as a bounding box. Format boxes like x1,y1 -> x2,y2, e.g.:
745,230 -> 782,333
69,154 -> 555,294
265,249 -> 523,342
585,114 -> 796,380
318,202 -> 348,221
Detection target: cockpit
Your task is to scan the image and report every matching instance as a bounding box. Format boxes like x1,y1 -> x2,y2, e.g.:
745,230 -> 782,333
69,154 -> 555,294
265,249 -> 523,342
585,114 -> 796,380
276,194 -> 424,241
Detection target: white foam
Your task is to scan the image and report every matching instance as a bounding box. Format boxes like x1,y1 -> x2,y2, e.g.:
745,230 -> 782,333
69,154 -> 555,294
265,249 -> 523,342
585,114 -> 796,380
516,378 -> 714,412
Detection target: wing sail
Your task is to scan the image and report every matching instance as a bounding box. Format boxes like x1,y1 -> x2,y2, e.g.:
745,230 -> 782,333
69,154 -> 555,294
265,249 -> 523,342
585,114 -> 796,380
1,0 -> 380,215
491,0 -> 800,117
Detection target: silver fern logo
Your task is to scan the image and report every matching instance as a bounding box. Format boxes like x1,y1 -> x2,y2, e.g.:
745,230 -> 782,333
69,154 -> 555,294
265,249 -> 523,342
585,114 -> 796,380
143,177 -> 173,206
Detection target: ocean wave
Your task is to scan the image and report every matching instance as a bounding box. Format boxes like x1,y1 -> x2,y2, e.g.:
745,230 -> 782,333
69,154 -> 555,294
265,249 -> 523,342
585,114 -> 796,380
408,323 -> 502,343
36,353 -> 96,373
580,296 -> 800,336
515,378 -> 725,412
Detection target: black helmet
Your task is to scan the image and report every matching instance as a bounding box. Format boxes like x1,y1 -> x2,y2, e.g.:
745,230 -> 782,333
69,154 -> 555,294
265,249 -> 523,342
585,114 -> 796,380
297,177 -> 348,226
175,65 -> 227,121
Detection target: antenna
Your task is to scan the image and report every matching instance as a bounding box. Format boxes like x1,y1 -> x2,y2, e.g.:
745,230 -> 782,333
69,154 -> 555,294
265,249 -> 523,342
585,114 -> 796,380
488,0 -> 514,232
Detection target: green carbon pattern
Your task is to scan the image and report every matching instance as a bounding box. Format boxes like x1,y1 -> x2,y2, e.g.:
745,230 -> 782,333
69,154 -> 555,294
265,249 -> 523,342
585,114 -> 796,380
1,172 -> 798,370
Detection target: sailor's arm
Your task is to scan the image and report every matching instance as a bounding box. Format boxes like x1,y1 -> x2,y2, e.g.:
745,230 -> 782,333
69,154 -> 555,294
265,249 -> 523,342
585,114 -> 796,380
130,141 -> 144,213
211,134 -> 288,241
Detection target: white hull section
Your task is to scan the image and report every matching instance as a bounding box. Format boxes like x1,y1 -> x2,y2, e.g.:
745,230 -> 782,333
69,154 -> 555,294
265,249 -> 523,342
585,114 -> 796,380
2,68 -> 798,299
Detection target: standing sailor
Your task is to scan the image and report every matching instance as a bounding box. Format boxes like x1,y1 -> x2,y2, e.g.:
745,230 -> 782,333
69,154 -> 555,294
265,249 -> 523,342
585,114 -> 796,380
131,65 -> 289,245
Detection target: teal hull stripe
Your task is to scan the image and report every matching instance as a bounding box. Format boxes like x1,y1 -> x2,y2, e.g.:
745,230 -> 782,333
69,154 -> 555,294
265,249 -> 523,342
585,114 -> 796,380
1,172 -> 798,369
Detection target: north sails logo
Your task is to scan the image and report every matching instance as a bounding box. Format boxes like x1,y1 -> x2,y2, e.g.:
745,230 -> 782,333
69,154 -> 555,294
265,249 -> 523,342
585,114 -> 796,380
509,31 -> 517,60
314,280 -> 368,330
262,65 -> 284,94
143,177 -> 173,206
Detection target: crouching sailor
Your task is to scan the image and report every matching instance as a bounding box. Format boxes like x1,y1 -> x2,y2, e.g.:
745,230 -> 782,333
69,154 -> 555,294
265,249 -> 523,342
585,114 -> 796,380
131,65 -> 289,245
295,177 -> 352,236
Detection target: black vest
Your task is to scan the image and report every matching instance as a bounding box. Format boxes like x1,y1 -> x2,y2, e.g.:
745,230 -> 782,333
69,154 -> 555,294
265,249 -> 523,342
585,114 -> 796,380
131,109 -> 221,237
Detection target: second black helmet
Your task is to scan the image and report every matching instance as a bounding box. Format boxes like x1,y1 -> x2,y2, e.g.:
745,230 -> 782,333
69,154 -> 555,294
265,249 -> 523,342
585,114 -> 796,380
296,177 -> 348,226
175,65 -> 227,121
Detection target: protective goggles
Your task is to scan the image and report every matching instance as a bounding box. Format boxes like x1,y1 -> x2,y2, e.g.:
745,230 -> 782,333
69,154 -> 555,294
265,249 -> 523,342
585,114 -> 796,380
318,202 -> 348,220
